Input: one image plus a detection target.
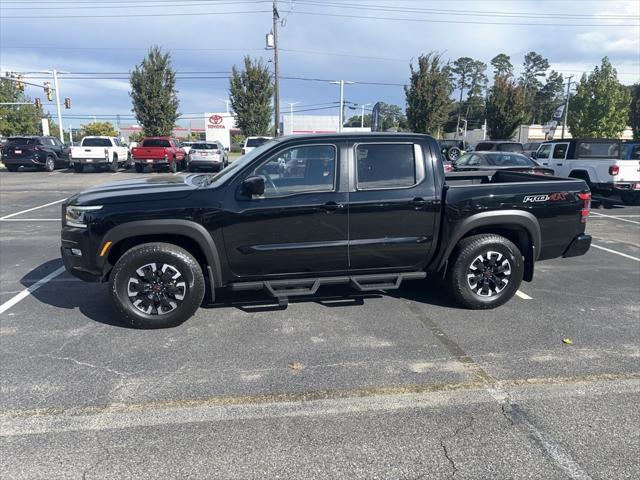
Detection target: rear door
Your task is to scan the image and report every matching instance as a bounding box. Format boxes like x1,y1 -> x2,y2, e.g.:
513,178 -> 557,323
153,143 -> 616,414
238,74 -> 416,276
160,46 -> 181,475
347,140 -> 438,270
222,142 -> 348,277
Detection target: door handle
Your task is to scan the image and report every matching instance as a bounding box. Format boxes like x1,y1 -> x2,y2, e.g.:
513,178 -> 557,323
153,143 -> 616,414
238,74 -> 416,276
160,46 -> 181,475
411,197 -> 427,208
556,163 -> 563,166
322,201 -> 344,213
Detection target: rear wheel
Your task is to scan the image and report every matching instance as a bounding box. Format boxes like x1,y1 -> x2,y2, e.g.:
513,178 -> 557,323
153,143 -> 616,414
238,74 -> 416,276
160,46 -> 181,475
6,165 -> 19,172
135,163 -> 144,173
109,155 -> 118,172
73,163 -> 84,173
446,234 -> 523,309
188,165 -> 197,172
109,243 -> 205,328
43,156 -> 55,172
169,159 -> 177,173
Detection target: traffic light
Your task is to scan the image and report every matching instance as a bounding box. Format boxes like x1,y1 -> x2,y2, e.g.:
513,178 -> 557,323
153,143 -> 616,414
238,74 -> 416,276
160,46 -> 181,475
64,97 -> 71,109
44,82 -> 53,101
35,98 -> 42,108
16,75 -> 25,92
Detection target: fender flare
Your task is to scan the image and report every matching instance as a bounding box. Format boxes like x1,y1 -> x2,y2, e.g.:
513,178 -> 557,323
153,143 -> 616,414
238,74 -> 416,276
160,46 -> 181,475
96,219 -> 222,285
434,210 -> 541,272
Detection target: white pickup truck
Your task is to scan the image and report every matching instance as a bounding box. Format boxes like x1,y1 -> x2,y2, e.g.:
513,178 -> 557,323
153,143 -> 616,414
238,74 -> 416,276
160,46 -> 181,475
535,138 -> 640,205
70,136 -> 130,173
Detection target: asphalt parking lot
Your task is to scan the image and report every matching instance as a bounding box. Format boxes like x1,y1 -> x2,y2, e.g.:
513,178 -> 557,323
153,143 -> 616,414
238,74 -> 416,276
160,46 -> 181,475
1,167 -> 639,479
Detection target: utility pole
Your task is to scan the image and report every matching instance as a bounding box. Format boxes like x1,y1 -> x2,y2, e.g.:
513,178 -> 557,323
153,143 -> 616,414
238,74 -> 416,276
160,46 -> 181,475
286,102 -> 299,134
116,114 -> 121,138
52,69 -> 64,142
561,75 -> 573,139
329,80 -> 354,132
272,0 -> 280,136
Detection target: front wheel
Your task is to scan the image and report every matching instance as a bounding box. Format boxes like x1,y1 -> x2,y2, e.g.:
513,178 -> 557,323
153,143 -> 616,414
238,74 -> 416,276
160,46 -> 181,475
446,234 -> 524,309
109,242 -> 205,328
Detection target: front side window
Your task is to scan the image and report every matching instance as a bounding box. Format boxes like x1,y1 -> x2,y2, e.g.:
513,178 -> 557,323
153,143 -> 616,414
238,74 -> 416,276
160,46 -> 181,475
553,144 -> 568,159
536,144 -> 552,159
356,143 -> 416,189
252,144 -> 336,197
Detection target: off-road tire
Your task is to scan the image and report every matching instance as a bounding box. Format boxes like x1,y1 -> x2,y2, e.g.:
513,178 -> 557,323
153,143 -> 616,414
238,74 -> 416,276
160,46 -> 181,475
109,242 -> 205,329
74,163 -> 84,173
446,234 -> 523,309
109,155 -> 118,172
446,146 -> 462,162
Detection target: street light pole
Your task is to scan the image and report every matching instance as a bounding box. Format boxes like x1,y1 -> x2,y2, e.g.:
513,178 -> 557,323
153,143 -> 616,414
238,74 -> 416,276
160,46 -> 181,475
52,69 -> 65,142
561,75 -> 573,139
329,80 -> 354,132
286,102 -> 299,134
360,103 -> 371,129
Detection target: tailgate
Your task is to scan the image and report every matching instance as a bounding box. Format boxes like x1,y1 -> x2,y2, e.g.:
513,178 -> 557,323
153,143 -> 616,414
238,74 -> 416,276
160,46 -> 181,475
72,147 -> 106,159
617,159 -> 640,183
134,148 -> 166,159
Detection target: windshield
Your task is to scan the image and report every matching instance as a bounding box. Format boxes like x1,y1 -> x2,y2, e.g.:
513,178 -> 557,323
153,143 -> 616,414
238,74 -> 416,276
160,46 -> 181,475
497,143 -> 523,152
191,143 -> 218,150
246,137 -> 270,147
142,139 -> 171,148
7,137 -> 38,146
193,139 -> 277,187
485,153 -> 535,166
82,138 -> 112,147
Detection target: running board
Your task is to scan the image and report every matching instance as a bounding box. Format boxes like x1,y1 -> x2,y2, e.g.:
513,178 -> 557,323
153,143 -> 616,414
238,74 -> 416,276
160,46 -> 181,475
230,272 -> 426,304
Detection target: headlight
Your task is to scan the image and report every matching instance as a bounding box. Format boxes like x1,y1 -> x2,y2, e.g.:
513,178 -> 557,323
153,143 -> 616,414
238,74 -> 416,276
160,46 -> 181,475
65,205 -> 102,228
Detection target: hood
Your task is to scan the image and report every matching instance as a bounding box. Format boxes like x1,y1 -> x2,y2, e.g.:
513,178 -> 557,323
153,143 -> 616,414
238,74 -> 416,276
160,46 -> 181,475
68,175 -> 198,206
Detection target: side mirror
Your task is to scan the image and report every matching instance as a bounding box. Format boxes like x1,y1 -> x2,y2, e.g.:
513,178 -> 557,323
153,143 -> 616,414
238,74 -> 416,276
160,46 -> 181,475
531,151 -> 537,159
225,147 -> 230,152
242,175 -> 265,197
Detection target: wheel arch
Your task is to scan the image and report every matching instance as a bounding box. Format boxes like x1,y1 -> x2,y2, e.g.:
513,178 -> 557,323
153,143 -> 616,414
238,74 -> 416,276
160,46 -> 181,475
433,210 -> 541,282
97,220 -> 222,285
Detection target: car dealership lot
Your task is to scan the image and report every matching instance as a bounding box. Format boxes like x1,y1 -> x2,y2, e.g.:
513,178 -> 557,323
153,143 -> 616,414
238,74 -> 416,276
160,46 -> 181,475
1,169 -> 639,479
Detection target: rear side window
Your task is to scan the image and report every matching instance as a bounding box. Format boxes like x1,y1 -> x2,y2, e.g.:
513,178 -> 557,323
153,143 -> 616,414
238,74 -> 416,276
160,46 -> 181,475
82,138 -> 112,147
142,139 -> 171,148
356,143 -> 416,189
577,142 -> 620,158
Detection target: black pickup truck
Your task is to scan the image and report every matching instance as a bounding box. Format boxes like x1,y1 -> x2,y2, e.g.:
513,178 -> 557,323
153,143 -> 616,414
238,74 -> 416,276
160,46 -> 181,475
61,133 -> 592,328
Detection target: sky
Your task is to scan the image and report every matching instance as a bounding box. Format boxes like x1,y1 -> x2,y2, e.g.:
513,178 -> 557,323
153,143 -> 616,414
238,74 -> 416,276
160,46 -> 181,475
1,0 -> 639,129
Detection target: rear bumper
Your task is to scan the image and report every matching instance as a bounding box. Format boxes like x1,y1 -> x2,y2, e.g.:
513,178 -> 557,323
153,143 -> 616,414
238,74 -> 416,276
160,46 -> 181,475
71,158 -> 110,165
134,158 -> 168,164
562,234 -> 592,258
2,156 -> 43,166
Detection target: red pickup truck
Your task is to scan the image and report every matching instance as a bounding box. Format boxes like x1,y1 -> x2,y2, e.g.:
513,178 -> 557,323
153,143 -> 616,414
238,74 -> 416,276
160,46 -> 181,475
131,137 -> 187,173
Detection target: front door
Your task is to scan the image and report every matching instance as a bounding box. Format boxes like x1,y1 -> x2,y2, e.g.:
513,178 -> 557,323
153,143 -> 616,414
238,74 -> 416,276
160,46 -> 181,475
535,143 -> 553,167
549,142 -> 570,176
222,143 -> 348,278
347,141 -> 438,271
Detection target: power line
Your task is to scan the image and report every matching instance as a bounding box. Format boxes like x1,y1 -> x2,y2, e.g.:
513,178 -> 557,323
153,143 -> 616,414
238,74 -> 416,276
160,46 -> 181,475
0,0 -> 272,10
0,8 -> 271,18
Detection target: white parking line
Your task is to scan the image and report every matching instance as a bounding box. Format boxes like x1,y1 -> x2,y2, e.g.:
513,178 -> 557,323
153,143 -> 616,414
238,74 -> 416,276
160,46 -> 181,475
0,266 -> 66,314
0,198 -> 66,220
0,218 -> 59,222
111,171 -> 121,175
591,244 -> 640,262
515,290 -> 533,300
590,212 -> 640,225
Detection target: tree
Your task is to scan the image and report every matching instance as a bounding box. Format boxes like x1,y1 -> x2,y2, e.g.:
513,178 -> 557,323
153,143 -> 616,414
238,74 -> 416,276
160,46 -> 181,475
464,60 -> 488,128
0,78 -> 44,136
405,53 -> 454,135
82,121 -> 117,137
533,70 -> 564,124
629,83 -> 639,140
520,51 -> 550,123
486,75 -> 526,139
229,56 -> 273,136
567,57 -> 631,138
344,114 -> 371,128
491,54 -> 513,78
452,57 -> 477,132
129,46 -> 179,136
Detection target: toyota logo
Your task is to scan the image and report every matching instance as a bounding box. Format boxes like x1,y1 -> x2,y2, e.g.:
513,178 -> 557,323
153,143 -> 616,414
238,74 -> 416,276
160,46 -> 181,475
209,115 -> 223,125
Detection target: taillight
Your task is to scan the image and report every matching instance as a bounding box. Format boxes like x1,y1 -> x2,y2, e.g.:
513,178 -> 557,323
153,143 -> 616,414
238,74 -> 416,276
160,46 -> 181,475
578,192 -> 591,223
104,148 -> 109,158
609,165 -> 619,176
444,164 -> 453,172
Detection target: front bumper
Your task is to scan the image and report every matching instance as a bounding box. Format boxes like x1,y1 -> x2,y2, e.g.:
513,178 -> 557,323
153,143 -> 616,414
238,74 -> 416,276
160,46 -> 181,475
61,227 -> 104,282
562,234 -> 592,258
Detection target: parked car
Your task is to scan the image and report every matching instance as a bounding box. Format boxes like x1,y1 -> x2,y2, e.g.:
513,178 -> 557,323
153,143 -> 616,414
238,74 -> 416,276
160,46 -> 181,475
438,139 -> 467,162
241,136 -> 273,155
130,137 -> 187,173
61,133 -> 592,328
454,152 -> 554,176
523,142 -> 543,158
534,139 -> 639,205
187,141 -> 228,172
70,136 -> 131,173
475,141 -> 524,153
1,136 -> 70,172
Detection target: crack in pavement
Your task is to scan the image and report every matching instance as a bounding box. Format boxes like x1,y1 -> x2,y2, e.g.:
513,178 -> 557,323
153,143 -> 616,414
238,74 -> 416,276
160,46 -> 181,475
438,415 -> 474,479
81,432 -> 111,480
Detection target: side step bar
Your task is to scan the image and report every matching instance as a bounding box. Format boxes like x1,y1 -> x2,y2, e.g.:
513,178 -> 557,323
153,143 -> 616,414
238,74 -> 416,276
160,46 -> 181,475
230,272 -> 426,305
